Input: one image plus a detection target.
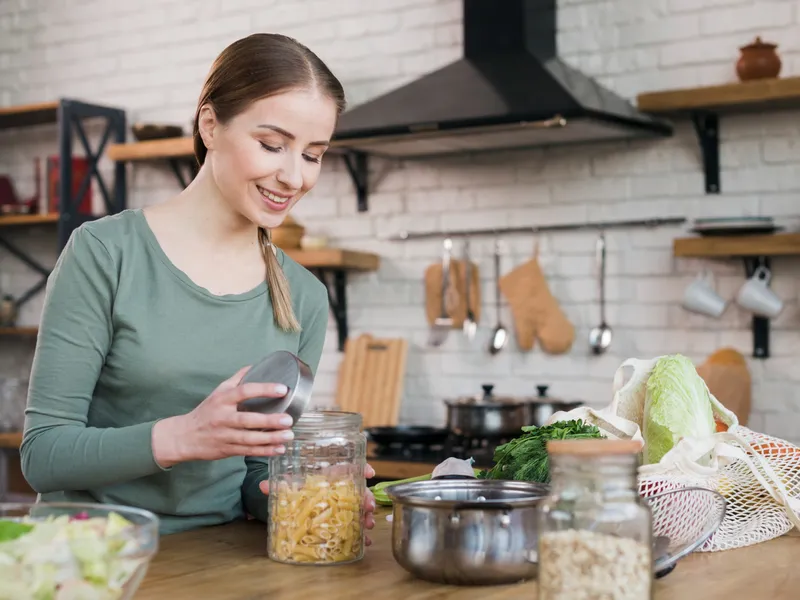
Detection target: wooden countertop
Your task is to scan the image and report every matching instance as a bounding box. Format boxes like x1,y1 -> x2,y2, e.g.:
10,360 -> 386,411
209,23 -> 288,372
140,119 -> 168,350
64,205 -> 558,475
136,509 -> 799,599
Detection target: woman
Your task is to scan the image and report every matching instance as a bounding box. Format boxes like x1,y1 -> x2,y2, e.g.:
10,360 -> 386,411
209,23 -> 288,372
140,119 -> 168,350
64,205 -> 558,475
20,33 -> 377,538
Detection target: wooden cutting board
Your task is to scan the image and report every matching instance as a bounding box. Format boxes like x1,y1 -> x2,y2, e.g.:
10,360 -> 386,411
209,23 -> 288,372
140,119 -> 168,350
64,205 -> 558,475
334,334 -> 408,427
696,347 -> 752,426
424,259 -> 481,328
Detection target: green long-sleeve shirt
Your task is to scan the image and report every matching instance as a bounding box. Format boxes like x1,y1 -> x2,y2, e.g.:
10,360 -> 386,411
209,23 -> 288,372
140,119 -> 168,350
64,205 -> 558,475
20,208 -> 329,535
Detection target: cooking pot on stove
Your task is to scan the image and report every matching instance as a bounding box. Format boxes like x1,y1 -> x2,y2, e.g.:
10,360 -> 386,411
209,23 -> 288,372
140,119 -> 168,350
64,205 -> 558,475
444,384 -> 528,438
525,385 -> 584,426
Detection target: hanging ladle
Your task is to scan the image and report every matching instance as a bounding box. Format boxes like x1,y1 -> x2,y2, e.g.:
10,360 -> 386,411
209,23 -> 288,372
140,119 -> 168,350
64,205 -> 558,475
589,231 -> 612,354
488,239 -> 508,355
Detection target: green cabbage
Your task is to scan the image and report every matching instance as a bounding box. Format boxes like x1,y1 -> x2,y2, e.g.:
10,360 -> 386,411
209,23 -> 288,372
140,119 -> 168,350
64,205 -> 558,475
643,354 -> 715,464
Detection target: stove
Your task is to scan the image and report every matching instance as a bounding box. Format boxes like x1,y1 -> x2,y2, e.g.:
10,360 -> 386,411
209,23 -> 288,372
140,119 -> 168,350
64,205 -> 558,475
369,433 -> 512,467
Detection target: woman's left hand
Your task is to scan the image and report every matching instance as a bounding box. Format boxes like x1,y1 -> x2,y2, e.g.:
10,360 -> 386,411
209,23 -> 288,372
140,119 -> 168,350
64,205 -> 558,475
258,463 -> 378,545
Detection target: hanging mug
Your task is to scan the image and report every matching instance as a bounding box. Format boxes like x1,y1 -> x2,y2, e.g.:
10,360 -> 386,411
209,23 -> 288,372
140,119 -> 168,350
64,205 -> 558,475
735,266 -> 783,318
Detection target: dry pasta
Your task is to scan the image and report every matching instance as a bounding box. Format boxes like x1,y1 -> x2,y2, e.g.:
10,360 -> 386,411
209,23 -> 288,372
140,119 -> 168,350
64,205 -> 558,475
269,473 -> 364,564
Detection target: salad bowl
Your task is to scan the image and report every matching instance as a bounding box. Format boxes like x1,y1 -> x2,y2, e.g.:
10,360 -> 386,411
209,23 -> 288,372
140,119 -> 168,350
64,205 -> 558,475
0,501 -> 159,600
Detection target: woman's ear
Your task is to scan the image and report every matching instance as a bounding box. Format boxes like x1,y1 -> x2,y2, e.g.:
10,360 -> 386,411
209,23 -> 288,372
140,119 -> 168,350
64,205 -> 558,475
197,104 -> 217,151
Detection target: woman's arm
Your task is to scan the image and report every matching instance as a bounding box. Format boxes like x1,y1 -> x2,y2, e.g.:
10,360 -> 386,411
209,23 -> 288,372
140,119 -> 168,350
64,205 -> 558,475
241,279 -> 329,522
21,226 -> 168,493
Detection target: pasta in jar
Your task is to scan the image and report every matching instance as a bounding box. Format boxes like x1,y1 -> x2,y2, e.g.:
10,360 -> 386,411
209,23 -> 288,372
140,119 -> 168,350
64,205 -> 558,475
266,410 -> 368,566
268,473 -> 364,564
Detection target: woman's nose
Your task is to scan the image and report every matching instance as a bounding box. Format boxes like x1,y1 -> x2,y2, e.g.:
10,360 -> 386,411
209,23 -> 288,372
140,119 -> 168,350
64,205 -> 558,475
275,154 -> 303,190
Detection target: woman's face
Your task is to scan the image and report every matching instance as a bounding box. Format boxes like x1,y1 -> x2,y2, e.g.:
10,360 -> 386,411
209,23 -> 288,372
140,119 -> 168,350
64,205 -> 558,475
200,88 -> 338,229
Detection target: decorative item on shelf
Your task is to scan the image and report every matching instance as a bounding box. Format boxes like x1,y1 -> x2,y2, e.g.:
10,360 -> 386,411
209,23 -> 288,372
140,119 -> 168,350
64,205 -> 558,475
690,216 -> 780,237
0,295 -> 18,327
270,214 -> 305,249
0,158 -> 41,215
131,123 -> 184,141
736,36 -> 781,81
46,155 -> 93,216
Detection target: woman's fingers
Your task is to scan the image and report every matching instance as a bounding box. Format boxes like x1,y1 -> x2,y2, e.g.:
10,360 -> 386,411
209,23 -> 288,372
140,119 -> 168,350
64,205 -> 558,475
234,411 -> 294,430
223,444 -> 286,457
365,463 -> 375,479
225,428 -> 294,448
222,382 -> 290,406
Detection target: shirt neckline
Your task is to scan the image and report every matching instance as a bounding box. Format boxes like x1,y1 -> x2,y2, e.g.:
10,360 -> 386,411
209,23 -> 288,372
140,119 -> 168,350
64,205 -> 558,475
132,208 -> 269,303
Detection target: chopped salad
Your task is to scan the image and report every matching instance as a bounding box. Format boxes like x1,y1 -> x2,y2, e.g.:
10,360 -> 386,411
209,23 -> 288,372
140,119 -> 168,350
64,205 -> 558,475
0,511 -> 145,600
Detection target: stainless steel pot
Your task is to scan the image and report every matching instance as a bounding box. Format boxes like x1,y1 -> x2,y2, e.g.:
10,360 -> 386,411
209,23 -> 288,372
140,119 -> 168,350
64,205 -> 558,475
444,384 -> 528,438
386,479 -> 550,585
525,385 -> 584,427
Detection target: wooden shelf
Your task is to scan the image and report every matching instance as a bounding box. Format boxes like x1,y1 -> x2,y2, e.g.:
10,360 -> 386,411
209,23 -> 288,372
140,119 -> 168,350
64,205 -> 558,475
0,327 -> 38,336
284,248 -> 380,271
106,137 -> 356,163
637,76 -> 800,115
0,214 -> 59,227
0,432 -> 22,449
673,233 -> 800,258
0,101 -> 60,130
107,137 -> 194,162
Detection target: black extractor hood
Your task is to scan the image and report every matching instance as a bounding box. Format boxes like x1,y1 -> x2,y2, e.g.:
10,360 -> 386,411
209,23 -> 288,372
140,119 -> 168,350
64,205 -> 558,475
332,0 -> 673,158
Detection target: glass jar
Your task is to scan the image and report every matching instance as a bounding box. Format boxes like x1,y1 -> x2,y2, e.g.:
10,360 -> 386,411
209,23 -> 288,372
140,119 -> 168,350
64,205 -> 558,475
267,410 -> 367,566
537,439 -> 653,600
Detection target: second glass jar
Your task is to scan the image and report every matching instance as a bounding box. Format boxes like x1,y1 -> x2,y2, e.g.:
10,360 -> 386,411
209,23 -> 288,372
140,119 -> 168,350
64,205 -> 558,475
537,439 -> 653,600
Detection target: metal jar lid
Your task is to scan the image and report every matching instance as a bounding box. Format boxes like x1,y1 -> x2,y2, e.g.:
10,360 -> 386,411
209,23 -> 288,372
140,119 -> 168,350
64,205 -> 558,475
236,350 -> 314,424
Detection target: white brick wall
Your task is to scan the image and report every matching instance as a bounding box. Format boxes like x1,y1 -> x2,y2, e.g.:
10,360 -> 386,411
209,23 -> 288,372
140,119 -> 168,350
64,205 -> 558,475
1,0 -> 800,442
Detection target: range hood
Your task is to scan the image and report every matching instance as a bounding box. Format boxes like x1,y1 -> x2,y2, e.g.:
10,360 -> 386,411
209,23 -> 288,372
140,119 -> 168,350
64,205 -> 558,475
332,0 -> 673,158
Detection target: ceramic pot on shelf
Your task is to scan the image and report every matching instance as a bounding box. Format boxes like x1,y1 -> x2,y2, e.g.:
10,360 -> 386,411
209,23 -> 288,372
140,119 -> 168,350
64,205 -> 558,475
736,37 -> 781,81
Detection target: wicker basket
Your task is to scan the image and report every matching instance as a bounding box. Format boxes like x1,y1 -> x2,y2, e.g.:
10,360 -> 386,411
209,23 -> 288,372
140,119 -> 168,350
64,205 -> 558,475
271,215 -> 305,249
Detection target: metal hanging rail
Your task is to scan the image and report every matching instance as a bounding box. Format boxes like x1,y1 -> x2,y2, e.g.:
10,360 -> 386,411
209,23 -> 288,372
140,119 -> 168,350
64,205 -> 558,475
388,217 -> 687,241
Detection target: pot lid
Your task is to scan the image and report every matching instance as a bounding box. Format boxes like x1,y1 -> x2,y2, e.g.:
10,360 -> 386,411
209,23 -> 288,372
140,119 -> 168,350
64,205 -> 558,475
385,479 -> 550,509
527,384 -> 583,405
446,384 -> 526,406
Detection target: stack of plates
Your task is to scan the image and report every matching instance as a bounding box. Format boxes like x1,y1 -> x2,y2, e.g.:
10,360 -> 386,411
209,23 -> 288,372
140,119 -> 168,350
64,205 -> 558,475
690,216 -> 781,236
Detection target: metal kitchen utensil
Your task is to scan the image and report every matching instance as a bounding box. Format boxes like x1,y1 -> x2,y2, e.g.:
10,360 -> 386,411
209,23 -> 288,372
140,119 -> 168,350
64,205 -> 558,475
428,237 -> 454,347
462,237 -> 477,341
236,350 -> 314,424
488,239 -> 507,354
647,486 -> 727,577
524,385 -> 584,427
444,384 -> 528,438
386,479 -> 550,586
589,231 -> 612,354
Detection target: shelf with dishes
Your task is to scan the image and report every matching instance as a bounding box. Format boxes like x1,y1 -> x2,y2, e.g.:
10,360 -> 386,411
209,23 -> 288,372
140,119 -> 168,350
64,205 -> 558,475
673,218 -> 800,360
0,98 -> 128,321
637,75 -> 800,196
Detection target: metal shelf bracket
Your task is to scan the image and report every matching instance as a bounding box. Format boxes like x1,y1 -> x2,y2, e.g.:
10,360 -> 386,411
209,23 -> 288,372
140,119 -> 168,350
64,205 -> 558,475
168,158 -> 199,189
341,151 -> 369,212
312,268 -> 348,351
743,256 -> 771,359
691,110 -> 720,195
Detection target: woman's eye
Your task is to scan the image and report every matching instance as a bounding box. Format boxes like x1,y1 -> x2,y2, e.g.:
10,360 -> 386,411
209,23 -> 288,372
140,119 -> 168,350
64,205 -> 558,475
303,154 -> 322,164
260,142 -> 280,153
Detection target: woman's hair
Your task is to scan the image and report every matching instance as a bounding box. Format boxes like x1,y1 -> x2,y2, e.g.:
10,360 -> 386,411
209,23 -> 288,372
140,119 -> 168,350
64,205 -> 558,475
192,33 -> 346,332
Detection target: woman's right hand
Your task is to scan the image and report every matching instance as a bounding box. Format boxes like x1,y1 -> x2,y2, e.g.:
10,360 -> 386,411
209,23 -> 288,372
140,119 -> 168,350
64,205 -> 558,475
152,366 -> 294,468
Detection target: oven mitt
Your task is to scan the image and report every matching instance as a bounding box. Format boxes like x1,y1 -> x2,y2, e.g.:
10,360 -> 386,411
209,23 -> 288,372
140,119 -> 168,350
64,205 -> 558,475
499,255 -> 575,354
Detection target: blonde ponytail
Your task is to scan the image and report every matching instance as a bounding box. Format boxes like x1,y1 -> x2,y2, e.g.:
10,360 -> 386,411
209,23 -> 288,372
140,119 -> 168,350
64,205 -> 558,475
258,227 -> 301,332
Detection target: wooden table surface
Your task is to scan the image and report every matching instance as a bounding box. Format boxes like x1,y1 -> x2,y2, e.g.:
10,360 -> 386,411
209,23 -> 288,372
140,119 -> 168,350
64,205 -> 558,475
136,508 -> 799,599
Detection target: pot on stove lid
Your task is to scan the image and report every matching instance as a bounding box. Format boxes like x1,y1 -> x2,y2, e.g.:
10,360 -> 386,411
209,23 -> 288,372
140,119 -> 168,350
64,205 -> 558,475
527,384 -> 583,406
444,384 -> 526,407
